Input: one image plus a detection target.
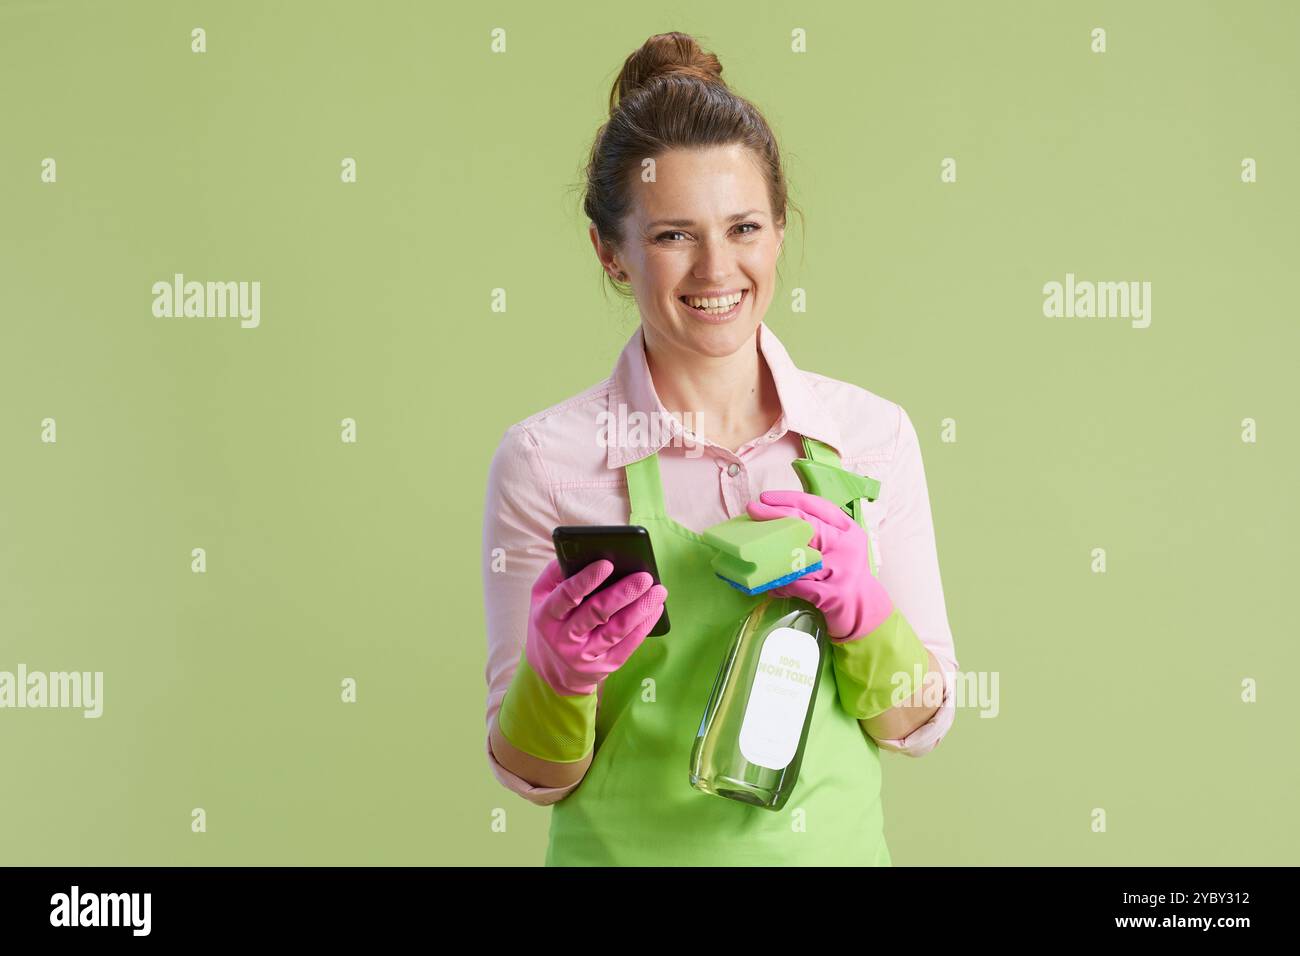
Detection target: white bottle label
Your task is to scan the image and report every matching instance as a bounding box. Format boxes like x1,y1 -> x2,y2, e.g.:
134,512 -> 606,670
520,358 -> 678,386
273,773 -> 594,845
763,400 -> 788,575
738,626 -> 819,770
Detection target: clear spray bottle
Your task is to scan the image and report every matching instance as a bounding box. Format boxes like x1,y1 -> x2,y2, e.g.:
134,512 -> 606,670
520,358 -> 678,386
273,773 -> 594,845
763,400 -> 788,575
689,451 -> 880,811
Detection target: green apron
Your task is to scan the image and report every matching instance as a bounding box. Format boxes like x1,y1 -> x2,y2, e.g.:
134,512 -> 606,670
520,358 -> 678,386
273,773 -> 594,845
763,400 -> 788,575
545,436 -> 891,866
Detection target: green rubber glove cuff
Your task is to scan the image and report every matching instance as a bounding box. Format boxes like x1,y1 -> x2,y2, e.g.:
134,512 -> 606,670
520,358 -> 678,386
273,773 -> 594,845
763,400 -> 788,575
829,607 -> 932,720
496,650 -> 597,763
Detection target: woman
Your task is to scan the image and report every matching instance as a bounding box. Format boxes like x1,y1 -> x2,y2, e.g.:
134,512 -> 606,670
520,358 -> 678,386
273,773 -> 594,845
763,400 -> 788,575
482,32 -> 958,866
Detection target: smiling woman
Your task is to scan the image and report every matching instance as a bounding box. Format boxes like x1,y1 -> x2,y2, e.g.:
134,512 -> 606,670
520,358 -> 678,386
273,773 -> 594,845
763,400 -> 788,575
593,139 -> 788,453
482,30 -> 958,867
584,44 -> 792,363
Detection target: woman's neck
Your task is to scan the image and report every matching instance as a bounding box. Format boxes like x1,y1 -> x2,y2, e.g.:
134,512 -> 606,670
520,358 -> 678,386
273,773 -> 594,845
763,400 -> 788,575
642,326 -> 784,453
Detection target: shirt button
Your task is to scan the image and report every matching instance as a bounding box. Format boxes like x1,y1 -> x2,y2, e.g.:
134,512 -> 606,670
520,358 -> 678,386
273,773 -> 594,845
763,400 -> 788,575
727,463 -> 740,477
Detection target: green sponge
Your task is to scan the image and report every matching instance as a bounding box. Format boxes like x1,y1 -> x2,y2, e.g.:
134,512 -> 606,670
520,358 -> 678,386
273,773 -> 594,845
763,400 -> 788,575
701,451 -> 882,595
701,514 -> 823,596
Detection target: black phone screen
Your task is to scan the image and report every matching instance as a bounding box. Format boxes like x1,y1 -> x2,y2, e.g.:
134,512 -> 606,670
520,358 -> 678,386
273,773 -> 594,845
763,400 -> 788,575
551,525 -> 669,637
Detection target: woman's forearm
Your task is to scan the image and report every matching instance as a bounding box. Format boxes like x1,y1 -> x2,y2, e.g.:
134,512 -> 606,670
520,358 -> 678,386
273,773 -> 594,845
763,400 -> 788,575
859,649 -> 942,742
490,711 -> 594,789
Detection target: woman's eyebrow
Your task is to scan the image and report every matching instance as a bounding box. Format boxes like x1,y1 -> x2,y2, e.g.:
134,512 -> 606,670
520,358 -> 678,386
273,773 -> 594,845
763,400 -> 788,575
646,209 -> 764,228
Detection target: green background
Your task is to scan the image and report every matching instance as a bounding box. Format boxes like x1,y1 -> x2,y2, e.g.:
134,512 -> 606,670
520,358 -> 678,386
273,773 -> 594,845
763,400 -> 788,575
1,0 -> 1296,865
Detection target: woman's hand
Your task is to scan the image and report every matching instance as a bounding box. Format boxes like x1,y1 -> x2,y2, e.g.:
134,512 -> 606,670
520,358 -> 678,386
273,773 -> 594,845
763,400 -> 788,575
746,490 -> 892,641
526,558 -> 668,696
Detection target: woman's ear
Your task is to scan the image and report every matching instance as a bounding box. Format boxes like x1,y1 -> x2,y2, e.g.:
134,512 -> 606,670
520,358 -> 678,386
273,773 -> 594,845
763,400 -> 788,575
589,223 -> 624,280
588,222 -> 607,263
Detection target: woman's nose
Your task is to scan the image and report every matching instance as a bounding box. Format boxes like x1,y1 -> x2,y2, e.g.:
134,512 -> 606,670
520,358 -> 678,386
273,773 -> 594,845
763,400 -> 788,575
692,239 -> 737,279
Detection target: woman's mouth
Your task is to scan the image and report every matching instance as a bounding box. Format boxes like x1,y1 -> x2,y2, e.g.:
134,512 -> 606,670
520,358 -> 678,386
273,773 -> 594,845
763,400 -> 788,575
676,289 -> 748,322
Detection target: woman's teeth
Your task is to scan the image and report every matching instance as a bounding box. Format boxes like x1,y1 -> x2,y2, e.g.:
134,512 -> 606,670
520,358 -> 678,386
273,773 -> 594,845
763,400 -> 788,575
680,291 -> 744,314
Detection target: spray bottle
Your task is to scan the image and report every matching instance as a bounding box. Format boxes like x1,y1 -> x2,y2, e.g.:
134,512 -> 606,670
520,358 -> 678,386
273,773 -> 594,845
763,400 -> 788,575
688,452 -> 880,810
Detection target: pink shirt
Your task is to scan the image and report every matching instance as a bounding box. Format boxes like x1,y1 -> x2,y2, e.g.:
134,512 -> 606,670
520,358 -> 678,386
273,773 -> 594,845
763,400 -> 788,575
482,321 -> 959,806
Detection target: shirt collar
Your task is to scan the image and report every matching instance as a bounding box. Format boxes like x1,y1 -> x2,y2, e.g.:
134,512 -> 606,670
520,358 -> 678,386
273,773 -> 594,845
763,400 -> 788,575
604,320 -> 845,469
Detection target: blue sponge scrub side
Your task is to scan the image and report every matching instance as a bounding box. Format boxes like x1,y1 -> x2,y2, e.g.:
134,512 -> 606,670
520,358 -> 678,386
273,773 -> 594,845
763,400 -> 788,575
714,561 -> 824,596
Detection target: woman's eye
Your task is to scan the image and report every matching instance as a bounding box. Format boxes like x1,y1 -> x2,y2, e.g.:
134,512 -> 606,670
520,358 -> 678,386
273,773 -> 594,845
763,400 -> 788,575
656,224 -> 759,243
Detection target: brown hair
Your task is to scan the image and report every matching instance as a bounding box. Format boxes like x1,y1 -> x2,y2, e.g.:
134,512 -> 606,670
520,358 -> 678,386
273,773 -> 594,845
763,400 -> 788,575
581,32 -> 802,298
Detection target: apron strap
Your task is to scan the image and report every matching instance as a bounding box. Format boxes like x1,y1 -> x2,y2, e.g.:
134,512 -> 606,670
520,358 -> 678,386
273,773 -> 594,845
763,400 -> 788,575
624,450 -> 666,520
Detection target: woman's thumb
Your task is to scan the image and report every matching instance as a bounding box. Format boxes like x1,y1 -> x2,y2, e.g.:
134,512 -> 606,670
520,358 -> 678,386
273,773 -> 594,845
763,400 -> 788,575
746,499 -> 797,523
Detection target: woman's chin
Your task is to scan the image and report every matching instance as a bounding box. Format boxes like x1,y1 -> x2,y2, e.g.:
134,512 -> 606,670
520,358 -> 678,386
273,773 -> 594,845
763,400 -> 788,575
677,317 -> 760,356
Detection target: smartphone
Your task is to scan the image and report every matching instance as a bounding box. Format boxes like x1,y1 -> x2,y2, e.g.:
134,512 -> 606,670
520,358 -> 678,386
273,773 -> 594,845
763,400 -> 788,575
551,525 -> 670,637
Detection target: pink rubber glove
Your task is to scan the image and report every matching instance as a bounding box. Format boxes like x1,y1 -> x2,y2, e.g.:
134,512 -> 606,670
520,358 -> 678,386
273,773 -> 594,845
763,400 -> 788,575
746,490 -> 893,641
526,558 -> 668,696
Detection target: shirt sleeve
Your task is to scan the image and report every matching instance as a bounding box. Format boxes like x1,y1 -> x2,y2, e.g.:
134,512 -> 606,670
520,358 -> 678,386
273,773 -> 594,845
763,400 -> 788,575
869,405 -> 959,758
482,422 -> 584,806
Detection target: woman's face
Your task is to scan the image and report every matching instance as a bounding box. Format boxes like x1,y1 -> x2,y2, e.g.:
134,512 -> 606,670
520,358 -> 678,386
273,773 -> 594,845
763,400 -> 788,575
594,144 -> 785,359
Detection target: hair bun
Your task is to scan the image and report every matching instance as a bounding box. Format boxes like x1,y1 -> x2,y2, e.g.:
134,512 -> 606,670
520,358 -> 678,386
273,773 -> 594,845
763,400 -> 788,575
611,32 -> 724,113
